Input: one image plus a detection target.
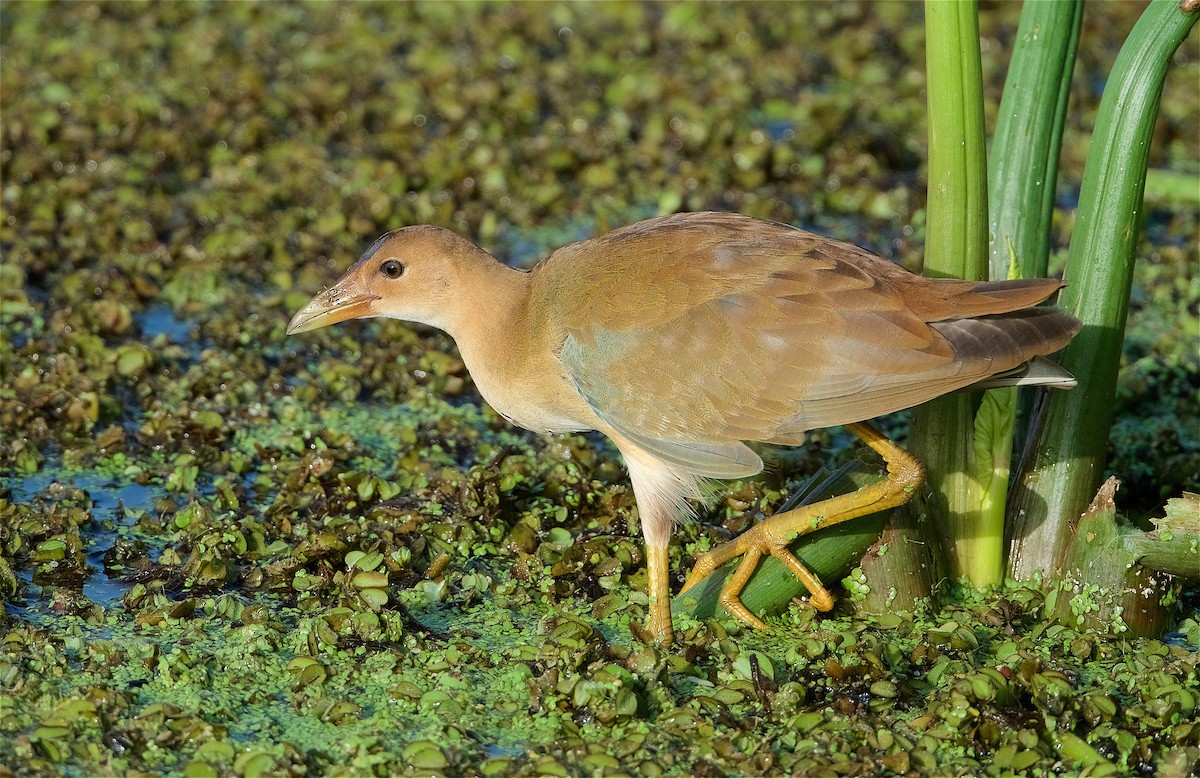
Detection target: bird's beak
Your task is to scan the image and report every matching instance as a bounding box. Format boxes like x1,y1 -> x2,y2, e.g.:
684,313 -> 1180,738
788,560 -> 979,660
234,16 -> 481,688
286,285 -> 380,335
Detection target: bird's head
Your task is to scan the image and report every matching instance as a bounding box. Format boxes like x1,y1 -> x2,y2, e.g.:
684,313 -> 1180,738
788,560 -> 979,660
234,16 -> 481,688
286,225 -> 479,336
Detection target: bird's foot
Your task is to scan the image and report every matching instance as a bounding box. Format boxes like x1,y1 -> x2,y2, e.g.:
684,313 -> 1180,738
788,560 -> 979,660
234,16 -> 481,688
680,421 -> 924,632
682,521 -> 836,631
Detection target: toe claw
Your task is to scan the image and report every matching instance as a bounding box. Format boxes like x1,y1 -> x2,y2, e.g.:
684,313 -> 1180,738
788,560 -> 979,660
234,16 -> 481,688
808,591 -> 835,612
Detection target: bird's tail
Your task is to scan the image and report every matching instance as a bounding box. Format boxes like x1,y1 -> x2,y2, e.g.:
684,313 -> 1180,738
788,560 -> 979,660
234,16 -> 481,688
967,355 -> 1076,391
930,305 -> 1081,384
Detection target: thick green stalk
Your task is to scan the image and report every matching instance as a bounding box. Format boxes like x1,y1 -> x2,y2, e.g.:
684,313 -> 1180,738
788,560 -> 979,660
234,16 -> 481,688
1008,0 -> 1199,580
855,514 -> 940,614
908,0 -> 990,584
988,0 -> 1082,282
970,386 -> 1015,585
969,245 -> 1020,586
987,0 -> 1082,487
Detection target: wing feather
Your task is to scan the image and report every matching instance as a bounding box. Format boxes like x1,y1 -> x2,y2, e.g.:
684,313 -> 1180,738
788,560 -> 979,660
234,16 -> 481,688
537,213 -> 1077,477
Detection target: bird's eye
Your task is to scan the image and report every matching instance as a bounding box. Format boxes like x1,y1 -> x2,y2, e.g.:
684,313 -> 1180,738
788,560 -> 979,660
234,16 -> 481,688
379,259 -> 404,279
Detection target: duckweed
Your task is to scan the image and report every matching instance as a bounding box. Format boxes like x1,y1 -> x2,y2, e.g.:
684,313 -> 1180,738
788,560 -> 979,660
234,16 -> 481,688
2,1 -> 1197,776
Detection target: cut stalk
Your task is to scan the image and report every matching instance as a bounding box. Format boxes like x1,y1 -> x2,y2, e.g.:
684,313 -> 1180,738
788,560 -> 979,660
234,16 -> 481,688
1129,493 -> 1200,578
1046,478 -> 1179,638
856,516 -> 940,614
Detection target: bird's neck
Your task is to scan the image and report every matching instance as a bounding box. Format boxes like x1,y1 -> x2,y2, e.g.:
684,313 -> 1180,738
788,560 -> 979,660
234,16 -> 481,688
444,254 -> 536,388
446,253 -> 596,434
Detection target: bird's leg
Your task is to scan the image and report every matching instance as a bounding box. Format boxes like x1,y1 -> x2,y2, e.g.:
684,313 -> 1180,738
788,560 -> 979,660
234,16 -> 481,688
680,421 -> 925,630
644,542 -> 673,645
612,437 -> 701,647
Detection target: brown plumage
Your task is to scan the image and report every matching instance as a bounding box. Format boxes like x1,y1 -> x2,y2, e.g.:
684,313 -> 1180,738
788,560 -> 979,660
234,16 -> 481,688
288,211 -> 1080,644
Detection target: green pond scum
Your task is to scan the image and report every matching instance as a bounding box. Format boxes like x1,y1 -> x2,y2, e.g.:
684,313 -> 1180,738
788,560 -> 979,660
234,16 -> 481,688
1,2 -> 1197,776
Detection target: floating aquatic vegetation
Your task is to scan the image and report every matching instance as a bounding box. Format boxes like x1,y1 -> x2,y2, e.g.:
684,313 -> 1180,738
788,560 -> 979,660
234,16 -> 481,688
1,1 -> 1196,775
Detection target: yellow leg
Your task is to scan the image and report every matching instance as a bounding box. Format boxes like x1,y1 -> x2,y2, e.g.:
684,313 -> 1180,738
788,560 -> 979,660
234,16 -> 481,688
645,543 -> 674,646
680,422 -> 925,630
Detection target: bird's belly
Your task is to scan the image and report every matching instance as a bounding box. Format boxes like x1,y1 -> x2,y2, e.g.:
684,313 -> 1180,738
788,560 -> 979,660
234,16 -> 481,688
494,402 -> 592,435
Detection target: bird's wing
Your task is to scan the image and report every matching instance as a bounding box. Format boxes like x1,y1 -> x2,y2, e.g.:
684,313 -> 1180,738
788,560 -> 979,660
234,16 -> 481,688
543,213 -> 1065,478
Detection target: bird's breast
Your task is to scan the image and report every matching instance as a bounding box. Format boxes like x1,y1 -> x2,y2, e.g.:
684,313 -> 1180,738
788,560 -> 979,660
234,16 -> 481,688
470,365 -> 598,435
452,327 -> 598,435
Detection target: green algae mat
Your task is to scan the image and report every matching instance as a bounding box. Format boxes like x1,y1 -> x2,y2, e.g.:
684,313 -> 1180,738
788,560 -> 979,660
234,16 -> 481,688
2,3 -> 1197,776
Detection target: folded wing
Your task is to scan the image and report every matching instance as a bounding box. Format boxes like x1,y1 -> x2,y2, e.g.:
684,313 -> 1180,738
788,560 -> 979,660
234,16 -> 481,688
544,213 -> 1079,478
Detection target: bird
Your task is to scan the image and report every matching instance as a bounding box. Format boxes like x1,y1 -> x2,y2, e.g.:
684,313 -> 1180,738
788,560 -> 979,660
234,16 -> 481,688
287,211 -> 1081,645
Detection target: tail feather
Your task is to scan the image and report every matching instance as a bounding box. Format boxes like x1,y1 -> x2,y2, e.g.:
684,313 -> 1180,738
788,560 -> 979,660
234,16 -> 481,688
967,356 -> 1076,391
930,306 -> 1080,383
778,305 -> 1080,435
